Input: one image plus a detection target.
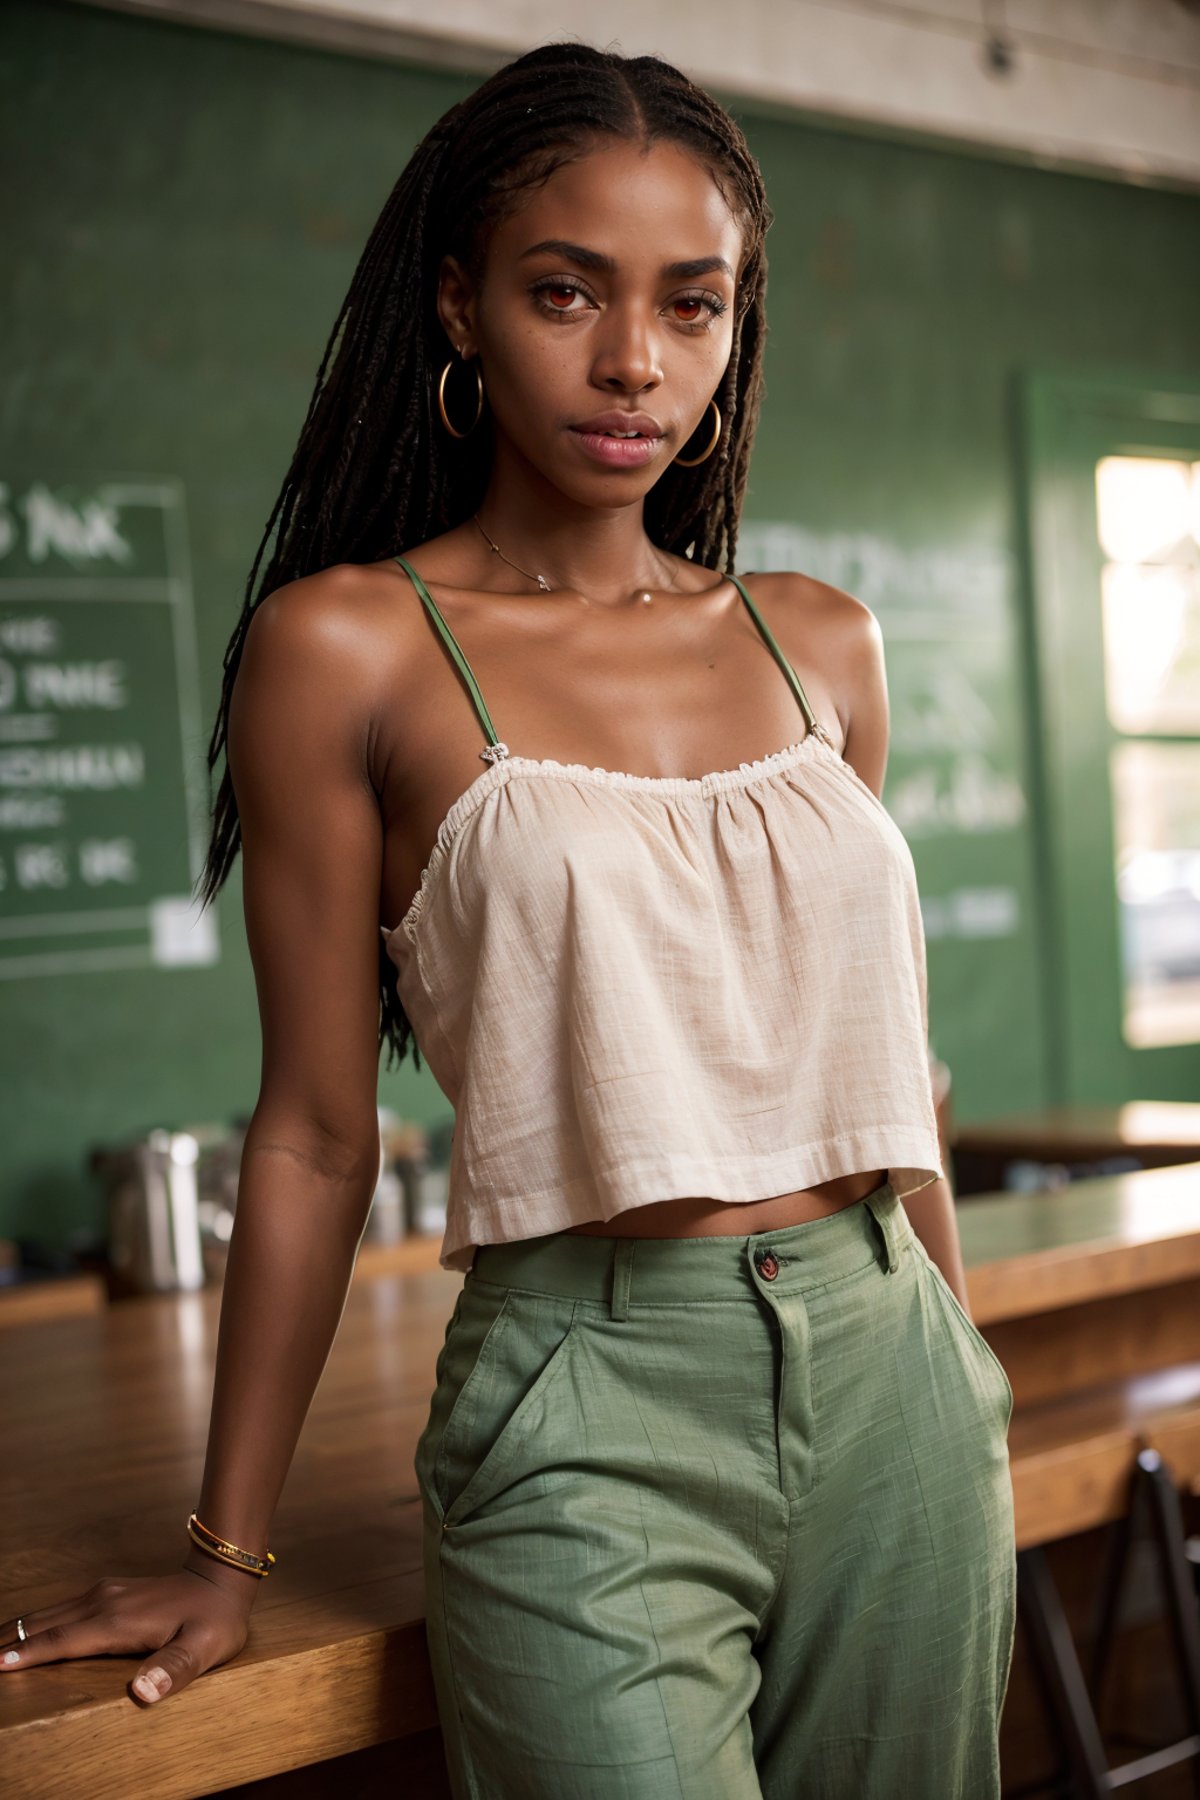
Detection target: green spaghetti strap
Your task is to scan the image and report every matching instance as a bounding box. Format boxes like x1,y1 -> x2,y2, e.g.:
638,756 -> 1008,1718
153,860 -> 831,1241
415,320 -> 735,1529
729,573 -> 832,745
394,555 -> 509,762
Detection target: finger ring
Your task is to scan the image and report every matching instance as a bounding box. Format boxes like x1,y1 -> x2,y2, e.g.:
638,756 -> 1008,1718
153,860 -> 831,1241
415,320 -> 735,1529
15,1618 -> 27,1642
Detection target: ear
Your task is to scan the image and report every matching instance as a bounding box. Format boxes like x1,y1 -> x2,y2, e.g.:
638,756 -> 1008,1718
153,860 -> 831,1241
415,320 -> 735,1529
436,254 -> 478,359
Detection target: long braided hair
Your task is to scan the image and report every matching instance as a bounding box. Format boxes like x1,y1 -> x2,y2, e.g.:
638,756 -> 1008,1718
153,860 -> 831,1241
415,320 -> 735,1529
197,40 -> 775,1070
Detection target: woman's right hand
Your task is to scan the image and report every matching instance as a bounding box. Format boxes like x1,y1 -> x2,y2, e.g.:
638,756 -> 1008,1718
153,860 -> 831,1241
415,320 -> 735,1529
0,1551 -> 262,1705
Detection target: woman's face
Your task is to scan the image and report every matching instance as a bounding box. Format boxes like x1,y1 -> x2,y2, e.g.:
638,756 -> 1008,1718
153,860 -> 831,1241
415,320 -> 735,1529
438,137 -> 746,503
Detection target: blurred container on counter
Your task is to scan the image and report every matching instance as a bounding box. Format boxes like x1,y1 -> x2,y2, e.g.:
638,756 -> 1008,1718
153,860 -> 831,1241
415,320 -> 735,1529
89,1109 -> 453,1296
89,1120 -> 248,1296
369,1108 -> 452,1242
92,1128 -> 206,1297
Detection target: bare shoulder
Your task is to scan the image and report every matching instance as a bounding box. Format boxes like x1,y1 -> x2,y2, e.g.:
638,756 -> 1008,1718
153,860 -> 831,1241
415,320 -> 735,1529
750,568 -> 881,648
240,559 -> 408,665
749,569 -> 890,794
233,560 -> 419,726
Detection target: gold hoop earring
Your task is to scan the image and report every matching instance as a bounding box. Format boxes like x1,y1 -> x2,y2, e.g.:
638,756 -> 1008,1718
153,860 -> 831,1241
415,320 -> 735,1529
673,398 -> 722,467
437,355 -> 484,438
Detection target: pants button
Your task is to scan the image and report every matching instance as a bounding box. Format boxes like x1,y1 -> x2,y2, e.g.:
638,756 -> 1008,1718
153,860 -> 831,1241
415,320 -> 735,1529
755,1248 -> 780,1281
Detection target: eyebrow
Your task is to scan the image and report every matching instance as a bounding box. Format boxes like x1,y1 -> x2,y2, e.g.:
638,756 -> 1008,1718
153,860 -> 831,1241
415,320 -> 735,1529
517,238 -> 734,282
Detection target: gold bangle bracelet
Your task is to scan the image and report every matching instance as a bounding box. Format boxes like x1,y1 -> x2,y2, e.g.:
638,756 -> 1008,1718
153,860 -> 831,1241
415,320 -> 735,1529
189,1508 -> 275,1566
187,1511 -> 276,1577
188,1511 -> 275,1572
186,1521 -> 272,1578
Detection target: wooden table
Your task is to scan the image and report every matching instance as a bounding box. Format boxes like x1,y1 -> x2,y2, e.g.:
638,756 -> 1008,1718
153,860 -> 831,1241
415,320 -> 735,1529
3,1163 -> 1200,1798
952,1100 -> 1200,1193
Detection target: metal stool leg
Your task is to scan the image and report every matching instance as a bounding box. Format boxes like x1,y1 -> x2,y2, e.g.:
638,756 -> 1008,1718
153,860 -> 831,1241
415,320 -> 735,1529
1079,1447 -> 1200,1792
1088,1463 -> 1147,1711
1132,1449 -> 1200,1795
1017,1545 -> 1113,1797
1137,1449 -> 1200,1728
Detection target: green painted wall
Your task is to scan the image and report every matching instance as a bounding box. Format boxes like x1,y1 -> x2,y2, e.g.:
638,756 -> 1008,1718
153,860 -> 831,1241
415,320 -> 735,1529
2,1 -> 1198,1249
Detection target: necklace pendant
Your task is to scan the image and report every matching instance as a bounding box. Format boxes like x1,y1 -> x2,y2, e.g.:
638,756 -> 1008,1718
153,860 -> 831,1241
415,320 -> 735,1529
535,575 -> 552,592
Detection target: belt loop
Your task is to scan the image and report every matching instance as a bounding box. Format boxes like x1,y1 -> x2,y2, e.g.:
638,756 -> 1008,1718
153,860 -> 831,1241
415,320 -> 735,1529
610,1240 -> 635,1321
864,1183 -> 902,1274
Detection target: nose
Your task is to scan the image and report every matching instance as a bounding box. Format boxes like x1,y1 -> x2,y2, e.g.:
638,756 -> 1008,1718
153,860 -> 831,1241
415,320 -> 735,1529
591,304 -> 663,394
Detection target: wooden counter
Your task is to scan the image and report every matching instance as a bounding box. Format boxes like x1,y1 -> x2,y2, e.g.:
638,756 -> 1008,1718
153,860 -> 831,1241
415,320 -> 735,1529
0,1242 -> 459,1800
3,1164 -> 1199,1797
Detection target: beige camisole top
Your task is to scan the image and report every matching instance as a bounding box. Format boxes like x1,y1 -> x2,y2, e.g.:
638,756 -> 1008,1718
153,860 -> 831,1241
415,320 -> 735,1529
382,555 -> 944,1271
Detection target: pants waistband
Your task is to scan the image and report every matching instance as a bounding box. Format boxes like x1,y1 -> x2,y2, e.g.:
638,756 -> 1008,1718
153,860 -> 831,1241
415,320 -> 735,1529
468,1180 -> 911,1317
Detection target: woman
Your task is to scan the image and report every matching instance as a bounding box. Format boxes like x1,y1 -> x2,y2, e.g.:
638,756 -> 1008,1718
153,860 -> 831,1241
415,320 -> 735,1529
0,41 -> 1016,1798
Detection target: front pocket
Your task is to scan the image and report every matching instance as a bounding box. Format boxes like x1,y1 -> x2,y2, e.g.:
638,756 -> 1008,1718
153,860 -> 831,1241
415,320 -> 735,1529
430,1285 -> 511,1510
917,1248 -> 1014,1428
414,1278 -> 507,1520
431,1283 -> 580,1527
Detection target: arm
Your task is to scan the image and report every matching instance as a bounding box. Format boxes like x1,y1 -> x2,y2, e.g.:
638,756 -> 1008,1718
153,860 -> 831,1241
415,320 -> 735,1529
184,571 -> 389,1596
0,568 -> 397,1702
835,589 -> 973,1318
894,1178 -> 971,1314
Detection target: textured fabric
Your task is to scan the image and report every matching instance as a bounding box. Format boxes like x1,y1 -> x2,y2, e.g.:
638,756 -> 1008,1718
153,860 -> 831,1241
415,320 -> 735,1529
381,559 -> 945,1272
415,1180 -> 1017,1798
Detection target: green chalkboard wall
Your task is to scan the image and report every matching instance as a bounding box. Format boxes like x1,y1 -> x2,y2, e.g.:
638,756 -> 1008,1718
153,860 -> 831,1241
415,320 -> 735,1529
2,1 -> 1199,1249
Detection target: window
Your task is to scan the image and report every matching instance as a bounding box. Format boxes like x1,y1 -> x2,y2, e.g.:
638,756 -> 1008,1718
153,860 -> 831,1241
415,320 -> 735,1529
1097,456 -> 1200,1047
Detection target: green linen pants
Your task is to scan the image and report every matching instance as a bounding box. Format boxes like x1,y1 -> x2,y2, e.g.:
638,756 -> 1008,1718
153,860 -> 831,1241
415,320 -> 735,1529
414,1180 -> 1017,1798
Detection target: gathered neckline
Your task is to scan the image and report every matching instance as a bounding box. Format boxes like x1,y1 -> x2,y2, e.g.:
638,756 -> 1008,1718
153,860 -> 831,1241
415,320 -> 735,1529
382,728 -> 862,945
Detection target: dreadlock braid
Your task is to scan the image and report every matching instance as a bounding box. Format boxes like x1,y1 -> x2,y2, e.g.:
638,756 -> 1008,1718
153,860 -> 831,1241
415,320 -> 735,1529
197,40 -> 775,1070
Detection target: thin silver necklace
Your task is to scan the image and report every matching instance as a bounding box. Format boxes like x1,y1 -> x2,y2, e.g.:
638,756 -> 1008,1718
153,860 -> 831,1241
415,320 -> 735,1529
472,512 -> 552,591
471,512 -> 669,605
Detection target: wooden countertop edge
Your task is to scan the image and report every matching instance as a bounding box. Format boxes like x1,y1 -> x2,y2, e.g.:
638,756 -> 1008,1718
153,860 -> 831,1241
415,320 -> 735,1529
967,1230 -> 1200,1324
3,1615 -> 440,1800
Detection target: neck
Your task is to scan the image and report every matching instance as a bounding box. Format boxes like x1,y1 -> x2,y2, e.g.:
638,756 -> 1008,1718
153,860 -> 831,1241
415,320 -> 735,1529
471,454 -> 683,604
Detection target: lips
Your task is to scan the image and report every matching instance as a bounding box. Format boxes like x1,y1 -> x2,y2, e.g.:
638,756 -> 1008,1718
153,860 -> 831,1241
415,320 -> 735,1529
570,410 -> 664,439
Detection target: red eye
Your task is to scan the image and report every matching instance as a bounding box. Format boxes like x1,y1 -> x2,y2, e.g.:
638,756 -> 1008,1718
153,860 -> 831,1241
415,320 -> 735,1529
674,298 -> 703,321
545,286 -> 576,309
